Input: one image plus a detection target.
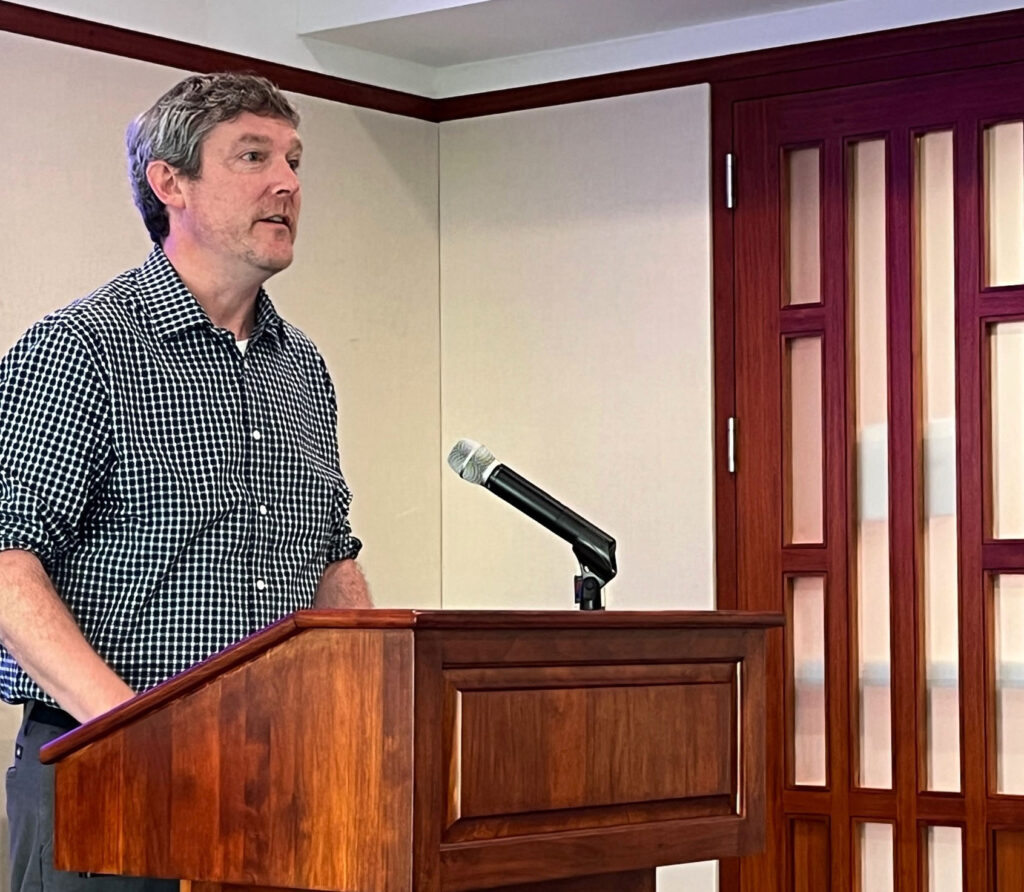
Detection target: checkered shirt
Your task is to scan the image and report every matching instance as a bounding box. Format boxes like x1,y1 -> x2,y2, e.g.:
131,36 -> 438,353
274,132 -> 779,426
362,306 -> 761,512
0,246 -> 361,704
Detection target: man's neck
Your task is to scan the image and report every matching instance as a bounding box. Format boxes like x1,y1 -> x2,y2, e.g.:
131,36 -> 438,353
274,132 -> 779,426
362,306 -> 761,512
161,239 -> 265,339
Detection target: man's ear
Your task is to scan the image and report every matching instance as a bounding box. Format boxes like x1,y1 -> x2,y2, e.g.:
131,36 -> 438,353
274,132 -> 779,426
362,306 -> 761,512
146,160 -> 187,210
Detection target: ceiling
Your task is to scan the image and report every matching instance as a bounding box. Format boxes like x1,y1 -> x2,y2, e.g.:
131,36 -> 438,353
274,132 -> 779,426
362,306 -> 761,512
299,0 -> 845,69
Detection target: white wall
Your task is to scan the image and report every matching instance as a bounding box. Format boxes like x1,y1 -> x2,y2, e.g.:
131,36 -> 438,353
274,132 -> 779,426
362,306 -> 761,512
269,98 -> 442,609
439,87 -> 715,612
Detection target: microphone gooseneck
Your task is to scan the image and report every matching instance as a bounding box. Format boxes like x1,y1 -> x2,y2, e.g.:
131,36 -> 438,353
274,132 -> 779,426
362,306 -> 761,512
446,439 -> 617,592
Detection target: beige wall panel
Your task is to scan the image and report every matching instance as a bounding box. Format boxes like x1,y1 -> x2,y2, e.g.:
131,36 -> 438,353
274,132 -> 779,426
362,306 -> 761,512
0,32 -> 442,613
271,98 -> 441,608
0,32 -> 170,344
439,86 -> 714,613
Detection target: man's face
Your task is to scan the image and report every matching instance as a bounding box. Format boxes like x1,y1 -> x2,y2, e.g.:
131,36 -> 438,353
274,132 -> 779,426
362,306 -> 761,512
174,111 -> 303,280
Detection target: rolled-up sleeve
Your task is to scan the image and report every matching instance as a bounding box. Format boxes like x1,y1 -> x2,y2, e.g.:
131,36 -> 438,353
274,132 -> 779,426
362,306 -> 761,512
325,489 -> 362,563
0,320 -> 110,568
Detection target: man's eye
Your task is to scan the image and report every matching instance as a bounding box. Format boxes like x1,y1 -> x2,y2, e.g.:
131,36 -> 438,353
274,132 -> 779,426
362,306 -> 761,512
288,158 -> 301,171
241,151 -> 263,162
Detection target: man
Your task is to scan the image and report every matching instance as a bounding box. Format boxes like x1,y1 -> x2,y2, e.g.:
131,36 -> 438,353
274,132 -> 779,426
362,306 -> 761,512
0,72 -> 370,892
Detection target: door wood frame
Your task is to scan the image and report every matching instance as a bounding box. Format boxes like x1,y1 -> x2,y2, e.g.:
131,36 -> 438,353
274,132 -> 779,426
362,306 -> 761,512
715,33 -> 1024,892
712,26 -> 1024,614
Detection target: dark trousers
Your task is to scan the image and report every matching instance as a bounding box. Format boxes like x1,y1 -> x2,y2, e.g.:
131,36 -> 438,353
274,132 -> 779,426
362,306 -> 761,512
6,704 -> 177,892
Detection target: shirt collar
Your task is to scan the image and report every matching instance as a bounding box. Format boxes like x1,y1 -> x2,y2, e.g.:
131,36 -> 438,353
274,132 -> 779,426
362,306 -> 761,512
137,245 -> 286,347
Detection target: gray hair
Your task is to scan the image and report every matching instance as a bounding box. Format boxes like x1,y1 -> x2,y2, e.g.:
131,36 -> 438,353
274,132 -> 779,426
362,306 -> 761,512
126,72 -> 300,243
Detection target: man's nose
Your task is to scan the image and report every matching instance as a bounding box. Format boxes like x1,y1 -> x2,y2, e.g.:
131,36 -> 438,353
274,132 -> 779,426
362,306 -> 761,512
273,158 -> 300,194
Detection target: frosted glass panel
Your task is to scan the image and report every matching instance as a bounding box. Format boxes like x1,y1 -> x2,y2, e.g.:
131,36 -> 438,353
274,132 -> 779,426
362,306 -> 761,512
995,575 -> 1024,794
925,826 -> 963,892
852,139 -> 892,789
785,147 -> 822,305
917,131 -> 961,792
991,321 -> 1024,539
985,122 -> 1024,287
790,576 -> 827,786
785,337 -> 824,544
858,822 -> 894,892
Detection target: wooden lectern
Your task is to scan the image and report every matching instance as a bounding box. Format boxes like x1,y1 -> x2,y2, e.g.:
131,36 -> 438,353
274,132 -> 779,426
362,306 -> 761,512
41,610 -> 782,892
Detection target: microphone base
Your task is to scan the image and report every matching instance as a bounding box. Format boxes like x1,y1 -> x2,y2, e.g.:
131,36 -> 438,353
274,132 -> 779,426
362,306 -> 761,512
574,573 -> 605,611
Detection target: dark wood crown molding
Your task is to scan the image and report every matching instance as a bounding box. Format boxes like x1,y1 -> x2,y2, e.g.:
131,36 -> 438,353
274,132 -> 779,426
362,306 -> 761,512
5,0 -> 1024,121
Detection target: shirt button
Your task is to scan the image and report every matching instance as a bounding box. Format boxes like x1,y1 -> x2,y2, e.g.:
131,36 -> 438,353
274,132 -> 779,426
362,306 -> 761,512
252,429 -> 263,441
255,578 -> 267,592
258,504 -> 269,516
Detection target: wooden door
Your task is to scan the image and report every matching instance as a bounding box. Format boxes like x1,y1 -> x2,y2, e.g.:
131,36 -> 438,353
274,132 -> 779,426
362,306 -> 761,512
731,61 -> 1024,891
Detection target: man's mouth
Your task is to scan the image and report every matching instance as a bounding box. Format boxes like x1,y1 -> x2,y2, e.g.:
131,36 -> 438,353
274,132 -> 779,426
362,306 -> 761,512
258,214 -> 292,231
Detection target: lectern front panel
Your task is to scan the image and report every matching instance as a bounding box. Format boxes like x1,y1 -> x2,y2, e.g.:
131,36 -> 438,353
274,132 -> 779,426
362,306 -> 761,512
413,624 -> 768,892
447,662 -> 736,822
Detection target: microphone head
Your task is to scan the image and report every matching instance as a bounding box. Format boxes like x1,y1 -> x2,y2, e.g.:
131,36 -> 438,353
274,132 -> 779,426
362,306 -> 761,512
448,439 -> 497,485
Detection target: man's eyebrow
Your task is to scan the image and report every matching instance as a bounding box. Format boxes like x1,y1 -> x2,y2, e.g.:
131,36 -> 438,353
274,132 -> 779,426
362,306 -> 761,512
231,134 -> 303,153
232,133 -> 272,147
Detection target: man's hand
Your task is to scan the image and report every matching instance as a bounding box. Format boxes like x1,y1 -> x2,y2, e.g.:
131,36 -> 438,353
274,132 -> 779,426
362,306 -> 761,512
314,559 -> 372,608
0,549 -> 135,723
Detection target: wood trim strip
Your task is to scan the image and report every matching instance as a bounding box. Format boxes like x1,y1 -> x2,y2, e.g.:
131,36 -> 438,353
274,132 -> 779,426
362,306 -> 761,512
986,798 -> 1024,822
776,794 -> 1024,824
952,102 -> 990,892
780,788 -> 975,819
981,541 -> 1024,570
781,549 -> 829,574
712,87 -> 739,610
886,125 -> 921,892
822,132 -> 853,892
462,869 -> 656,892
0,0 -> 437,120
368,609 -> 788,629
443,661 -> 737,689
442,796 -> 735,844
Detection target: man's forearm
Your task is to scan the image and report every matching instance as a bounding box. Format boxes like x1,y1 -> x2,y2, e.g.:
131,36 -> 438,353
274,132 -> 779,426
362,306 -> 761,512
314,558 -> 372,608
0,549 -> 135,723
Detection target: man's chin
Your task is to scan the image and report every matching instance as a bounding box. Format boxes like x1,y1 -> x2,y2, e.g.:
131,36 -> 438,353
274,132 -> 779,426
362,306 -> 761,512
250,250 -> 294,276
263,256 -> 293,273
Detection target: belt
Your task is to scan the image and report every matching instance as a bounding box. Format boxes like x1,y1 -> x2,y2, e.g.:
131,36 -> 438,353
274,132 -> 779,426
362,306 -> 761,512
27,701 -> 80,732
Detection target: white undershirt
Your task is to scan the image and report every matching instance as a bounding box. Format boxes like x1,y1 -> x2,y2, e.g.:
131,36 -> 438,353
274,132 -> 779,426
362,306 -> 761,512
236,338 -> 249,354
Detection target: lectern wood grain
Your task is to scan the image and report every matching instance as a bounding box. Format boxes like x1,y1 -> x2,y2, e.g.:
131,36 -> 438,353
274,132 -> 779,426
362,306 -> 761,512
54,629 -> 414,892
44,610 -> 781,892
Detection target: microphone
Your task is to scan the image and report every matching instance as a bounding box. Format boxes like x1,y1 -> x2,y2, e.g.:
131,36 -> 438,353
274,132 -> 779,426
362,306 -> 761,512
447,439 -> 617,586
